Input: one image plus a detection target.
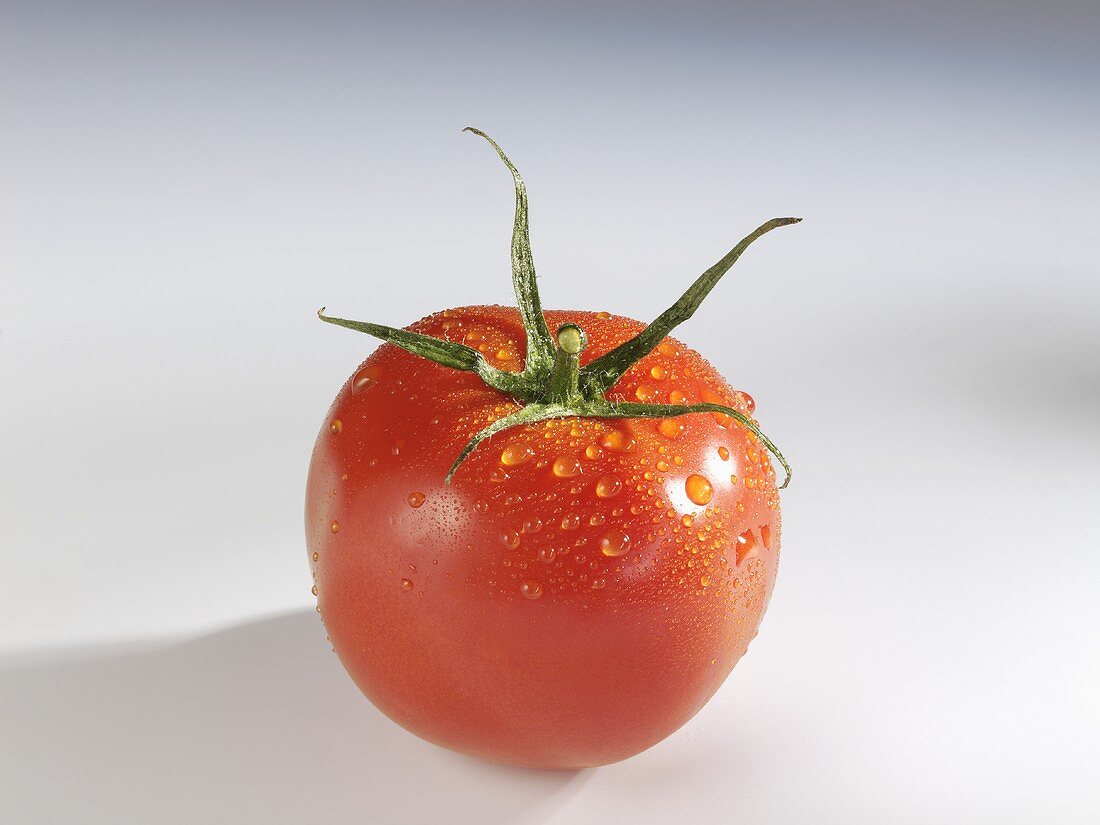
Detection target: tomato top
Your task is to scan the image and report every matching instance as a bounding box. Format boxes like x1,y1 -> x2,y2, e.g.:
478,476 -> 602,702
308,305 -> 779,608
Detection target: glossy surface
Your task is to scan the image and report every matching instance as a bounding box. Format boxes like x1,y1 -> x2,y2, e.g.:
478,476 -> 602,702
305,306 -> 781,769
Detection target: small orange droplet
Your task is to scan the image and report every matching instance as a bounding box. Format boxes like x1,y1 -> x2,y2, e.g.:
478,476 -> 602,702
702,389 -> 732,427
718,446 -> 730,461
681,514 -> 694,528
658,419 -> 685,440
407,492 -> 425,508
400,578 -> 414,591
650,365 -> 666,380
552,455 -> 582,477
596,310 -> 611,320
311,584 -> 318,595
635,384 -> 657,401
351,364 -> 385,393
500,529 -> 521,549
739,391 -> 756,415
669,390 -> 688,405
685,474 -> 714,506
584,444 -> 603,460
599,529 -> 631,557
658,341 -> 676,357
501,443 -> 534,466
601,430 -> 637,453
329,419 -> 342,434
595,476 -> 622,498
311,551 -> 319,562
656,459 -> 670,472
736,530 -> 758,564
519,579 -> 544,600
760,524 -> 772,549
561,514 -> 580,530
329,520 -> 340,534
700,574 -> 710,587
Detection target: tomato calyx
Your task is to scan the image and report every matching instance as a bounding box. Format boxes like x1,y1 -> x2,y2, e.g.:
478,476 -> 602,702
318,128 -> 801,487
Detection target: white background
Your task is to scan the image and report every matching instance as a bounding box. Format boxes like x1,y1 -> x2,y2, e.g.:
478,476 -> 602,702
2,2 -> 1098,823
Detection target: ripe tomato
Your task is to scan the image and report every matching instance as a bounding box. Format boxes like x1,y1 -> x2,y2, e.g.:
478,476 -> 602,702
306,306 -> 782,768
305,128 -> 797,769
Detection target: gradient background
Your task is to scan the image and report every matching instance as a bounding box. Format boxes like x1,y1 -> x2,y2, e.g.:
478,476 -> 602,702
2,2 -> 1098,823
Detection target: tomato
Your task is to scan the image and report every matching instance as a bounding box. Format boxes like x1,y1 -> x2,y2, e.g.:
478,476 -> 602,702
305,129 -> 797,769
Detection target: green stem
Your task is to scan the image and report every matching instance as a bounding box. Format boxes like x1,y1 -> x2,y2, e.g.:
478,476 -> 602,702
580,217 -> 801,395
595,401 -> 792,488
317,309 -> 537,399
463,127 -> 556,380
545,324 -> 586,405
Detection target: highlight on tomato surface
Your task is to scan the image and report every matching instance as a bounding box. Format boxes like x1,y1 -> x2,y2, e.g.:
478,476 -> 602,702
305,127 -> 800,769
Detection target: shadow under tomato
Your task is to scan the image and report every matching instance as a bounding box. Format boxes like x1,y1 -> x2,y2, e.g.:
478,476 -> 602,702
0,611 -> 589,825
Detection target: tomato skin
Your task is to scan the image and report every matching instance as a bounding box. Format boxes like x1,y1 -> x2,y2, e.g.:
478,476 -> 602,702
306,306 -> 780,769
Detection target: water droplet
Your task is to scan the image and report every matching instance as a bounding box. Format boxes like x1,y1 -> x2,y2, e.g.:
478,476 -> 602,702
500,529 -> 521,549
400,578 -> 414,591
523,516 -> 543,533
596,310 -> 611,320
329,419 -> 342,434
329,520 -> 340,534
407,492 -> 426,508
650,365 -> 666,380
311,584 -> 318,595
584,444 -> 603,460
552,455 -> 582,477
701,389 -> 732,427
656,459 -> 670,472
739,391 -> 756,415
351,364 -> 385,393
311,551 -> 319,562
681,514 -> 694,528
601,430 -> 637,453
501,443 -> 534,466
538,547 -> 557,563
595,476 -> 622,498
475,499 -> 489,514
669,390 -> 688,405
635,384 -> 657,401
589,513 -> 606,526
490,467 -> 511,483
699,574 -> 710,587
736,530 -> 758,564
519,579 -> 543,600
718,446 -> 730,461
591,578 -> 606,590
391,439 -> 406,456
599,529 -> 631,557
685,474 -> 714,506
658,419 -> 685,440
760,524 -> 772,549
561,514 -> 580,530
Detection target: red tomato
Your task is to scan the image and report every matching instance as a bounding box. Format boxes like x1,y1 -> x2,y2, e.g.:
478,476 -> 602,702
306,306 -> 781,769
